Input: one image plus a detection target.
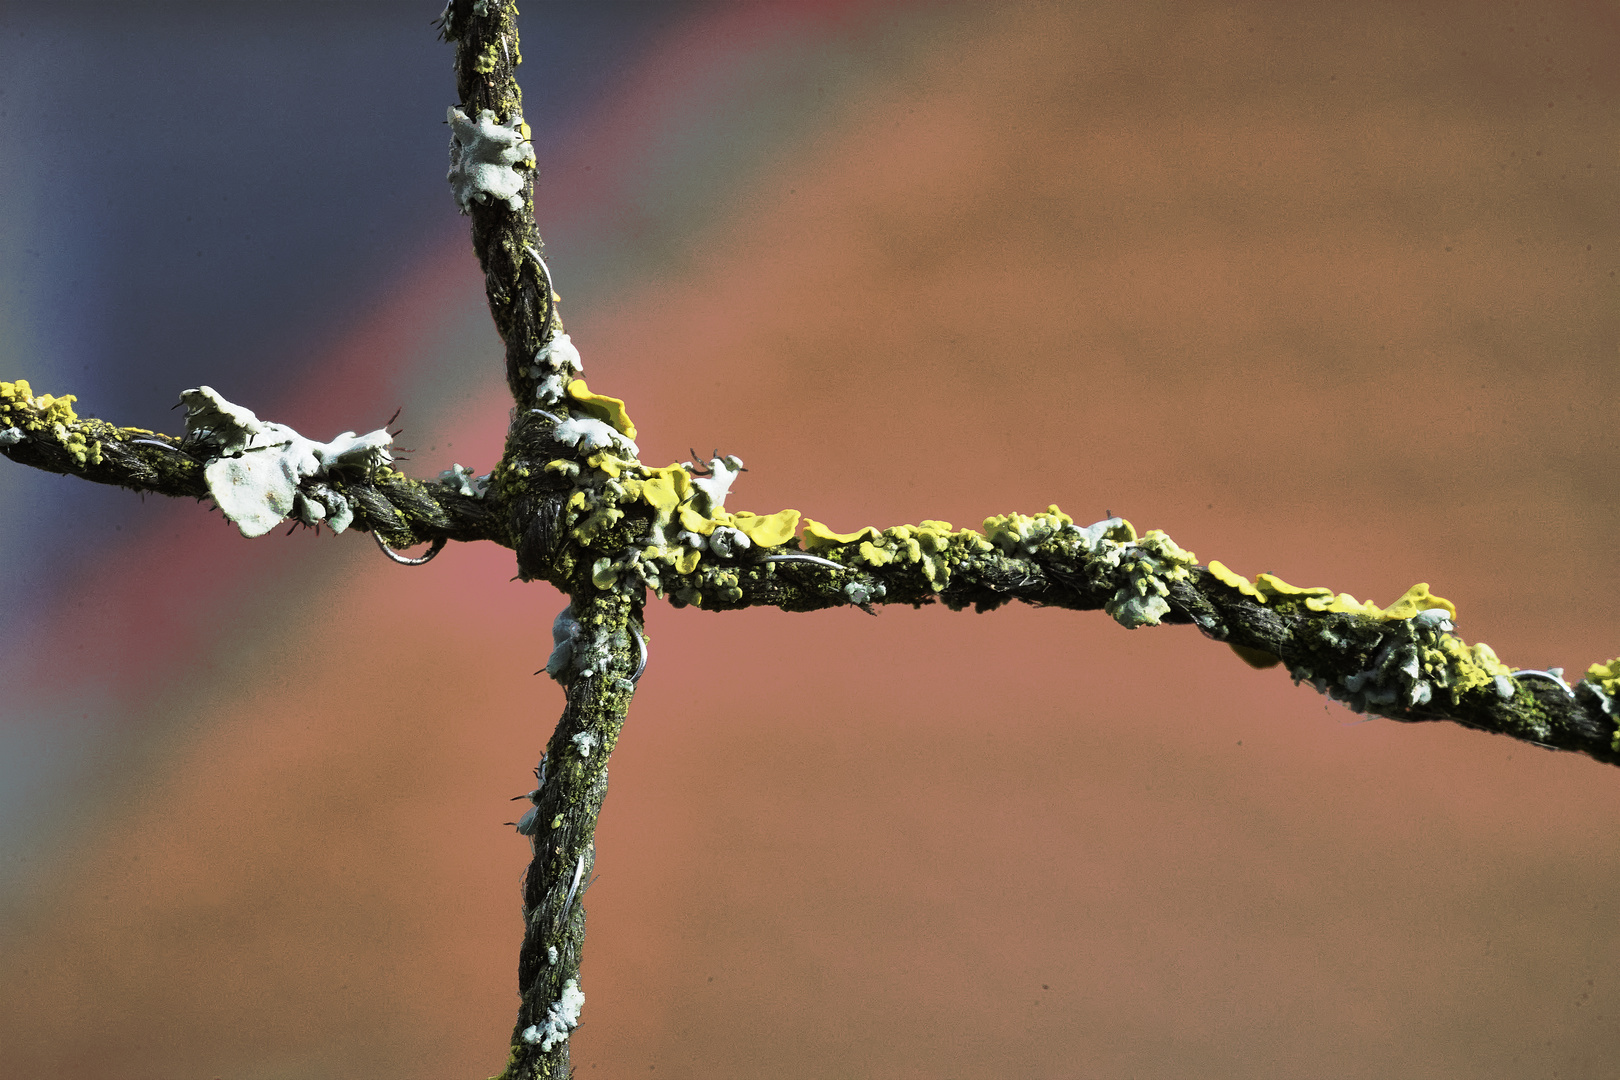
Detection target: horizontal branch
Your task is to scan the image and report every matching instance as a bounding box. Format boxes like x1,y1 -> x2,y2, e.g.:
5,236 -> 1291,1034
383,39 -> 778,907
498,402 -> 1620,769
0,381 -> 504,549
7,378 -> 1617,771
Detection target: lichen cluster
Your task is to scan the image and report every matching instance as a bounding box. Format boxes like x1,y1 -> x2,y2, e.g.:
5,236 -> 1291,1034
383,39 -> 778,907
0,380 -> 101,466
1580,658 -> 1620,747
178,386 -> 393,538
511,323 -> 808,605
446,105 -> 534,212
1203,559 -> 1529,723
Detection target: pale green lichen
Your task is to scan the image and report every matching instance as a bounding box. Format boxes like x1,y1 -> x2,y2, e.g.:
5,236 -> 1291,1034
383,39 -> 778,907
984,505 -> 1088,556
1291,607 -> 1513,717
1099,528 -> 1198,629
447,106 -> 534,212
177,386 -> 390,538
439,462 -> 489,497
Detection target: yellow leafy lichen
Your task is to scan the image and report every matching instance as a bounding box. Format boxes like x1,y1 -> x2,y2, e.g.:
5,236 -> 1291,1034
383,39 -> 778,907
1207,560 -> 1267,602
1379,583 -> 1457,621
857,541 -> 893,567
0,380 -> 80,430
1436,637 -> 1512,697
729,509 -> 801,548
677,505 -> 721,536
801,519 -> 882,551
1245,572 -> 1453,621
565,379 -> 637,438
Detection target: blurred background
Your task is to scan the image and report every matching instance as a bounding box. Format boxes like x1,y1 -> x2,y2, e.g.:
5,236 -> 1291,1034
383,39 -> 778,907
1,1 -> 1618,1076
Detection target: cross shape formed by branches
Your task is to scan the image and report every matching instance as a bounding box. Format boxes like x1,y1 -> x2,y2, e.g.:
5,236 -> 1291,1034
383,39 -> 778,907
3,4 -> 1618,1077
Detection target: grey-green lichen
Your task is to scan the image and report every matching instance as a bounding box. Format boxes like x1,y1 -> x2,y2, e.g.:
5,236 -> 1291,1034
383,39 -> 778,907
178,386 -> 392,538
447,105 -> 534,212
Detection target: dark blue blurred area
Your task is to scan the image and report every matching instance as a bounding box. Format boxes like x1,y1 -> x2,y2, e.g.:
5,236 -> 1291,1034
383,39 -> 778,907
0,1 -> 691,880
0,1 -> 684,417
0,1 -> 687,587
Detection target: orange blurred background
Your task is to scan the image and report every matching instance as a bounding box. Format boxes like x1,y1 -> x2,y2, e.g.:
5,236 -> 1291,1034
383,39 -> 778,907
2,2 -> 1618,1077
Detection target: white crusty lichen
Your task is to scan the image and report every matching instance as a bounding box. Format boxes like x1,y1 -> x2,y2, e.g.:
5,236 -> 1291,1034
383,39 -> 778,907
687,454 -> 744,515
0,426 -> 22,446
552,416 -> 639,457
438,462 -> 489,498
179,386 -> 391,539
706,525 -> 751,559
544,602 -> 614,684
447,105 -> 534,212
571,731 -> 599,758
530,332 -> 584,404
521,978 -> 585,1051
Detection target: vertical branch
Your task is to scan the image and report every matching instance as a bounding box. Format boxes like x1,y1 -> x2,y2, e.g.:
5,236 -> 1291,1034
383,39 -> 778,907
502,590 -> 642,1079
445,0 -> 558,404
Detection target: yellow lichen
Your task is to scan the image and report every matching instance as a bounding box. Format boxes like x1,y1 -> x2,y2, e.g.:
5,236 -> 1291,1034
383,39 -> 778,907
573,506 -> 623,544
1247,573 -> 1452,621
677,505 -> 721,536
801,519 -> 881,551
565,379 -> 636,438
1587,657 -> 1620,697
637,465 -> 692,518
1436,636 -> 1512,697
1207,560 -> 1266,602
586,451 -> 635,479
1379,583 -> 1457,621
857,541 -> 893,567
729,509 -> 801,548
0,380 -> 80,431
1253,573 -> 1335,603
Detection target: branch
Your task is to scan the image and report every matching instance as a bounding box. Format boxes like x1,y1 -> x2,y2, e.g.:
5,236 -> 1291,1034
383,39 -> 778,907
0,380 -> 503,549
500,590 -> 641,1080
503,411 -> 1620,768
442,0 -> 556,407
